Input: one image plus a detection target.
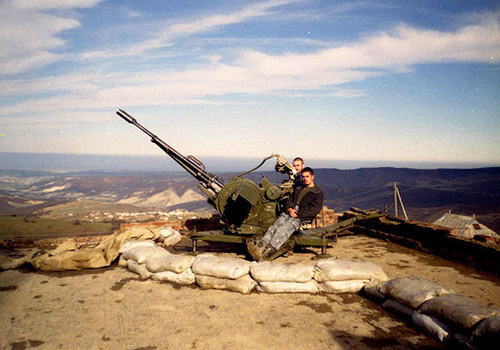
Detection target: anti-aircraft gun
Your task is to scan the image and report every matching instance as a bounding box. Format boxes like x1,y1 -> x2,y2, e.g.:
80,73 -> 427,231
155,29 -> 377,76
117,109 -> 286,234
116,109 -> 381,259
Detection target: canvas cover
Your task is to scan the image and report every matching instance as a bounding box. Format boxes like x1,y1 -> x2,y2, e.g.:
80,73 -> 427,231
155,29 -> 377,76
0,226 -> 160,271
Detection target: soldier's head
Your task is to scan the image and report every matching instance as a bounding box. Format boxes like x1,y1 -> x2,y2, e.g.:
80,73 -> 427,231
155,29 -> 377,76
301,167 -> 315,187
292,157 -> 304,173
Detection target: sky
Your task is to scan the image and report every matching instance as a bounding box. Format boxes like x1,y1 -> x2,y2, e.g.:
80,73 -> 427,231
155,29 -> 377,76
1,0 -> 499,169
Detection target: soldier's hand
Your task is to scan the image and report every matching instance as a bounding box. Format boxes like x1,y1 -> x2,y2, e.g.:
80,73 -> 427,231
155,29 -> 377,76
287,208 -> 298,218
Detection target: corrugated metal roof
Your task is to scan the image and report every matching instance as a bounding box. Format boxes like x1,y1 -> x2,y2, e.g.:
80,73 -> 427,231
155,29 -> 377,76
433,213 -> 473,237
433,212 -> 498,239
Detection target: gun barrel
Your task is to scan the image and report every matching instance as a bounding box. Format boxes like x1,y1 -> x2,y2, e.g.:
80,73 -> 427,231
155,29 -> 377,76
116,109 -> 223,198
117,109 -> 136,124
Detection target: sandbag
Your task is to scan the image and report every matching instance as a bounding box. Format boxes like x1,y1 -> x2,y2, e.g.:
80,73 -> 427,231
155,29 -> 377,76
153,268 -> 195,285
473,316 -> 500,337
472,316 -> 500,348
412,313 -> 452,343
250,261 -> 314,283
382,299 -> 416,318
420,294 -> 500,330
453,333 -> 474,347
195,274 -> 256,294
377,277 -> 453,309
126,260 -> 153,280
119,239 -> 156,253
257,280 -> 320,294
158,227 -> 183,246
122,246 -> 169,264
192,254 -> 251,279
146,253 -> 195,273
118,255 -> 128,267
314,259 -> 388,282
319,279 -> 369,293
363,281 -> 386,301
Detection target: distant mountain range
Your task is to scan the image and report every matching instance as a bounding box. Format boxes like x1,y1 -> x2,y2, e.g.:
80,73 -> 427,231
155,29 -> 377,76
1,152 -> 497,172
1,167 -> 499,232
237,167 -> 500,232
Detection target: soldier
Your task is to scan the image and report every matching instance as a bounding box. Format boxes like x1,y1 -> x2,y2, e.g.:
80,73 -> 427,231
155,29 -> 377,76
248,167 -> 324,261
276,156 -> 305,191
291,157 -> 305,185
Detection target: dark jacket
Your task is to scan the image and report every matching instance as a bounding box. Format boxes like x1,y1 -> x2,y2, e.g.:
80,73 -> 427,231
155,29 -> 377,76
286,184 -> 324,221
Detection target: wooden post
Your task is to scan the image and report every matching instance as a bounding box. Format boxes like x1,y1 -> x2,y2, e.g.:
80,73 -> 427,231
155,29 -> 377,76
394,182 -> 408,220
394,182 -> 398,217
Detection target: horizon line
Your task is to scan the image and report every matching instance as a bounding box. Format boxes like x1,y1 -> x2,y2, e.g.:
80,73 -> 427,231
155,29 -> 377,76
1,151 -> 499,168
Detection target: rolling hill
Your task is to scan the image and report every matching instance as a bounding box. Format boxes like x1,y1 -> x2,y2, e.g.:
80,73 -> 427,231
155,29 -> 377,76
1,167 -> 498,232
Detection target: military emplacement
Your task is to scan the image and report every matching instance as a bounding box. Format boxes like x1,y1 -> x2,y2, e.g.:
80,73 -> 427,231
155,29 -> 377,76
113,109 -> 500,347
116,109 -> 382,261
0,111 -> 498,349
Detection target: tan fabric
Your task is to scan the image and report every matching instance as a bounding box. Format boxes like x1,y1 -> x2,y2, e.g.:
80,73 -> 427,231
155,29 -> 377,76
0,250 -> 39,270
0,226 -> 160,271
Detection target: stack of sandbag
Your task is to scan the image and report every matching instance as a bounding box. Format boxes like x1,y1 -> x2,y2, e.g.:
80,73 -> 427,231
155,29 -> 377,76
147,250 -> 195,285
419,294 -> 500,346
314,259 -> 388,293
192,254 -> 256,294
376,277 -> 453,314
251,262 -> 319,294
120,244 -> 195,284
364,276 -> 500,346
372,277 -> 455,342
121,245 -> 167,280
118,239 -> 156,272
121,245 -> 167,264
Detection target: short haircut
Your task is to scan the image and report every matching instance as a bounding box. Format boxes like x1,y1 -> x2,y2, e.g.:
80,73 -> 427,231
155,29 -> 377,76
302,167 -> 314,175
293,157 -> 304,163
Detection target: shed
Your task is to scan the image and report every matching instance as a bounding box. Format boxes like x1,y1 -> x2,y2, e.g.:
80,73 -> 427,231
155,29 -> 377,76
433,212 -> 498,240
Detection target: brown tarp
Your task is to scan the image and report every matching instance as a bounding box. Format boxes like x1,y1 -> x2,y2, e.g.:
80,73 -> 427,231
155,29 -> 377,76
0,226 -> 160,271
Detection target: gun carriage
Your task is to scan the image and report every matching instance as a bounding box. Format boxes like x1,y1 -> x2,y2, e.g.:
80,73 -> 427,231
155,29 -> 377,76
116,109 -> 381,259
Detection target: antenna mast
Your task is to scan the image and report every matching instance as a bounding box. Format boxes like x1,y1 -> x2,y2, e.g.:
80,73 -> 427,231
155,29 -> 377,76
393,182 -> 408,220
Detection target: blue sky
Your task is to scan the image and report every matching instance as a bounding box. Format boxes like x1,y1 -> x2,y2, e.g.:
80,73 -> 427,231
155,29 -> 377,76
1,0 -> 499,167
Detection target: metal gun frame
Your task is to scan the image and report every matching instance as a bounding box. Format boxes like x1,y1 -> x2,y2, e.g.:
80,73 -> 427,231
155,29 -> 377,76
189,211 -> 384,259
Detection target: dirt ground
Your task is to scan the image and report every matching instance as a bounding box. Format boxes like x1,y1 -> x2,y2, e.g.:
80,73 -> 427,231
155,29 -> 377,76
1,234 -> 499,350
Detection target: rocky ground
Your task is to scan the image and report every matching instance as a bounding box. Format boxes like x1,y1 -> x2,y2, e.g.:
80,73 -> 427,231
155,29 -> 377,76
1,234 -> 499,349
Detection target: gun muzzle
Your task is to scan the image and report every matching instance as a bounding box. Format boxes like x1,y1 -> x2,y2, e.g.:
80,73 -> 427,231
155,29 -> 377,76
116,109 -> 136,124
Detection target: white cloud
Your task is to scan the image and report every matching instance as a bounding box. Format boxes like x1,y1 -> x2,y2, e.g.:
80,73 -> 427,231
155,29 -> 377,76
166,0 -> 296,36
16,0 -> 101,10
238,13 -> 500,76
1,9 -> 499,115
0,0 -> 102,75
126,10 -> 141,18
1,110 -> 115,126
0,73 -> 99,96
122,0 -> 302,56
